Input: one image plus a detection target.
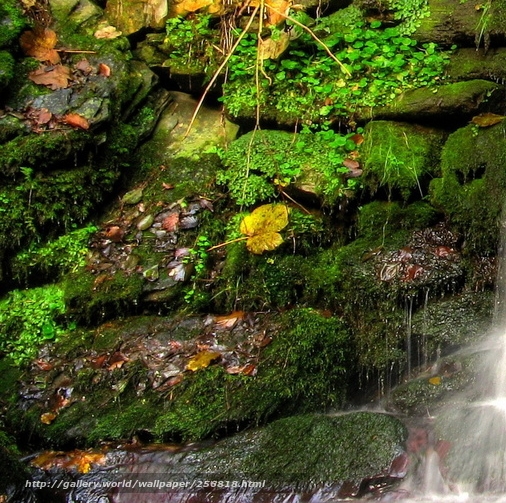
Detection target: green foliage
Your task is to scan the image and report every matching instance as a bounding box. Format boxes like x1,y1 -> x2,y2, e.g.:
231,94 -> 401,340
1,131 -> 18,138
184,235 -> 211,303
0,285 -> 68,365
164,15 -> 219,72
222,20 -> 448,124
218,128 -> 359,206
388,0 -> 430,34
13,225 -> 97,281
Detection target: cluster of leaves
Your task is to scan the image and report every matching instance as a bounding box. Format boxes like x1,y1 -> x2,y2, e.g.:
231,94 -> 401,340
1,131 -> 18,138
217,128 -> 361,206
13,224 -> 97,281
0,285 -> 69,365
388,0 -> 430,34
164,15 -> 219,72
222,20 -> 449,123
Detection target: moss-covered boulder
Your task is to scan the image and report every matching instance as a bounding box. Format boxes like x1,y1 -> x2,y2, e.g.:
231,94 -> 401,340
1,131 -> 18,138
430,122 -> 506,255
27,412 -> 408,500
413,0 -> 506,48
361,121 -> 445,199
6,309 -> 351,447
358,80 -> 506,124
447,48 -> 506,81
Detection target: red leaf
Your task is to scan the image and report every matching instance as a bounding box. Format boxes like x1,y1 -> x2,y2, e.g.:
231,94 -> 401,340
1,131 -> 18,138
402,264 -> 424,282
35,359 -> 53,371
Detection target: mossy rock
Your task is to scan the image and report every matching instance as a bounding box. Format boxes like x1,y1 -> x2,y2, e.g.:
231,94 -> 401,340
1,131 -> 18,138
413,0 -> 506,48
446,47 -> 506,81
178,412 -> 407,493
0,51 -> 14,92
7,309 -> 351,446
358,80 -> 506,124
0,0 -> 26,49
429,122 -> 506,255
219,129 -> 357,206
362,121 -> 445,199
411,291 -> 494,359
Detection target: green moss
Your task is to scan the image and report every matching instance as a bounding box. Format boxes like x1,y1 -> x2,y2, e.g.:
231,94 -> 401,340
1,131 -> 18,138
245,412 -> 407,485
0,0 -> 26,49
430,123 -> 506,255
357,200 -> 439,243
219,129 -> 359,206
64,269 -> 144,325
362,121 -> 444,199
154,308 -> 351,441
0,50 -> 14,91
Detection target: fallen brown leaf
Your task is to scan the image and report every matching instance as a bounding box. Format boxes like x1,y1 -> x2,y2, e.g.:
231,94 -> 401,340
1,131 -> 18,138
20,28 -> 61,64
29,65 -> 71,90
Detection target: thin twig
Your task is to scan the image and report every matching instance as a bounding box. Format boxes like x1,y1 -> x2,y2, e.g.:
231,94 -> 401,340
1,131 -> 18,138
266,5 -> 351,76
207,236 -> 248,251
185,6 -> 260,137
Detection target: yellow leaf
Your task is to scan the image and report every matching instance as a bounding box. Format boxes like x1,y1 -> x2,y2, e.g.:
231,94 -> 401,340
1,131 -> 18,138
240,204 -> 289,255
471,113 -> 506,128
186,351 -> 221,372
240,204 -> 289,236
40,412 -> 57,424
246,232 -> 284,254
428,376 -> 442,386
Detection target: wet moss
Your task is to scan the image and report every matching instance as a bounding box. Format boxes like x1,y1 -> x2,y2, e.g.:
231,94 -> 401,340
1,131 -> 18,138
429,123 -> 506,255
0,51 -> 14,91
243,412 -> 407,486
0,0 -> 26,49
362,121 -> 444,200
154,308 -> 350,441
64,269 -> 144,325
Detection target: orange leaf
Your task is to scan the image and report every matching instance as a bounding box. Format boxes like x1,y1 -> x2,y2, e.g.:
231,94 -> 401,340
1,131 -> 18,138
29,65 -> 71,90
428,376 -> 442,385
108,351 -> 129,371
471,113 -> 506,128
226,363 -> 257,376
98,63 -> 111,77
63,113 -> 90,130
215,311 -> 245,329
349,133 -> 364,145
20,28 -> 60,64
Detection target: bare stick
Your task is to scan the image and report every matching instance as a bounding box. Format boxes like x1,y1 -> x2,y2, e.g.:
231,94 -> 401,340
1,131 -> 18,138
185,6 -> 260,137
266,5 -> 351,76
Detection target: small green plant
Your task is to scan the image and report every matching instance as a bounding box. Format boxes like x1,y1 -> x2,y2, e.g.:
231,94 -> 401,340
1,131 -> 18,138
164,15 -> 218,72
184,235 -> 211,303
222,19 -> 449,124
13,224 -> 97,280
218,128 -> 360,206
388,0 -> 430,34
0,285 -> 69,365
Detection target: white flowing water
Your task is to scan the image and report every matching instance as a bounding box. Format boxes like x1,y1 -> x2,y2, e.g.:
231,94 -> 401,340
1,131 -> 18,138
385,218 -> 506,502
